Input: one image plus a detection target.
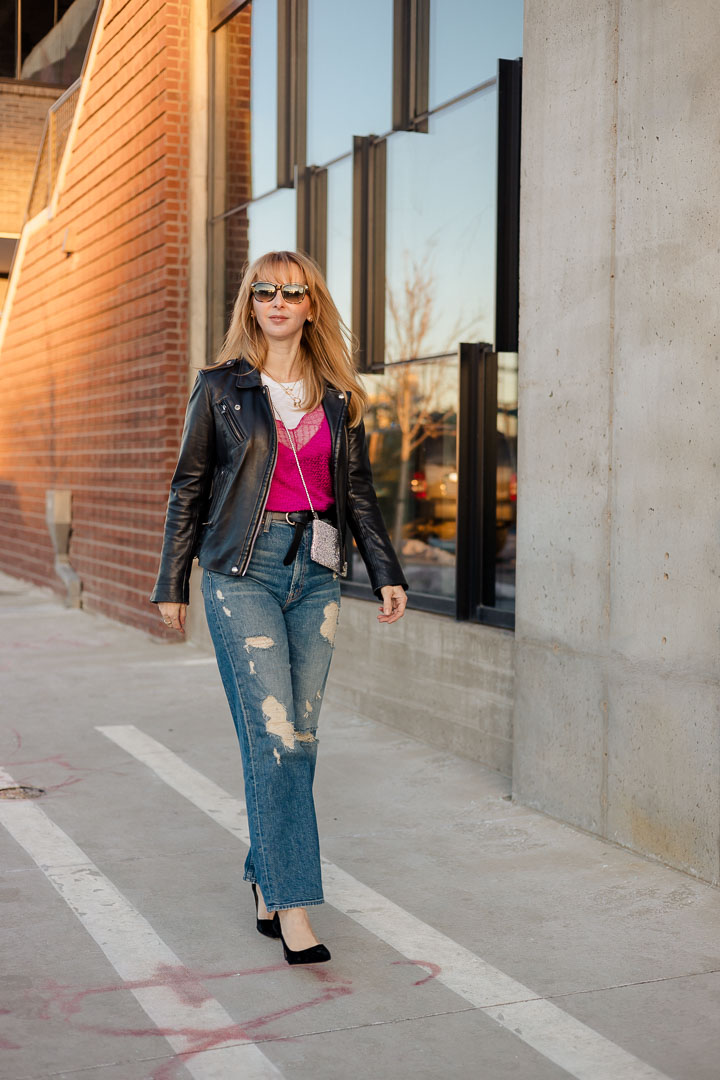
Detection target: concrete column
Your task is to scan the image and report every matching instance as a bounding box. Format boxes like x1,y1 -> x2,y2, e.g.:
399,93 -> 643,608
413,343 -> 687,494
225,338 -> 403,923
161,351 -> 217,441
514,0 -> 720,883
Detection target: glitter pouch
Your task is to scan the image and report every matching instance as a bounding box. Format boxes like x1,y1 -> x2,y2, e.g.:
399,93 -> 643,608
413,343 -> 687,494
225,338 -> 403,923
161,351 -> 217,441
310,515 -> 346,576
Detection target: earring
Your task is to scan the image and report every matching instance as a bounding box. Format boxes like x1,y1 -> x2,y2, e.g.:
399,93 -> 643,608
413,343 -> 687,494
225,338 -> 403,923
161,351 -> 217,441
307,316 -> 313,323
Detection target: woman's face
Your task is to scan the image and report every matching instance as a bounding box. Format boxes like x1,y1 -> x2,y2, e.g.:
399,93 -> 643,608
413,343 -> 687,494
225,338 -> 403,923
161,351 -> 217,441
251,267 -> 312,347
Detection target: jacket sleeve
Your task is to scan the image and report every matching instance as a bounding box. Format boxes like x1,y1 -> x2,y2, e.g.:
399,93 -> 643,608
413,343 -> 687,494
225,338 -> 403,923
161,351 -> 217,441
346,419 -> 408,598
150,371 -> 215,605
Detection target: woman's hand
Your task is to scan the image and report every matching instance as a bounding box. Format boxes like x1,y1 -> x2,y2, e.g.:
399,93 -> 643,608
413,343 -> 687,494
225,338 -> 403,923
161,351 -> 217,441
377,585 -> 407,624
158,602 -> 187,634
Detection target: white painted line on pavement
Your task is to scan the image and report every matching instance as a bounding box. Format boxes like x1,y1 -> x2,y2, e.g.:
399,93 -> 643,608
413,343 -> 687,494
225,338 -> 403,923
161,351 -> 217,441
0,765 -> 282,1080
124,657 -> 218,667
97,725 -> 675,1080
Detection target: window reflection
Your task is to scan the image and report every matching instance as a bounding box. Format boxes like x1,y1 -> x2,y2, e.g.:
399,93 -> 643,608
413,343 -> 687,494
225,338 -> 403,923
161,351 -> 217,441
429,0 -> 523,108
307,0 -> 392,165
325,156 -> 353,332
352,356 -> 459,600
212,2 -> 277,217
496,352 -> 518,609
250,0 -> 279,196
385,89 -> 498,362
209,211 -> 249,358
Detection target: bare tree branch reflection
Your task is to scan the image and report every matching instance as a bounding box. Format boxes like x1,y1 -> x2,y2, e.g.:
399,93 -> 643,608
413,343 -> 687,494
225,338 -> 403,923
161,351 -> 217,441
368,253 -> 482,552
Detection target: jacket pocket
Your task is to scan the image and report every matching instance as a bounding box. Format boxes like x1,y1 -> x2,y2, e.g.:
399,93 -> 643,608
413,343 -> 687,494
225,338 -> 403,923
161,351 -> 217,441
203,466 -> 231,525
217,399 -> 246,444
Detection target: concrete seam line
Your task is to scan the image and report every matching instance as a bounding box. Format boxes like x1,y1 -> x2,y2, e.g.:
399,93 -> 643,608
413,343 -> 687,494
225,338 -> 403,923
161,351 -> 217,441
96,725 -> 675,1080
0,765 -> 282,1080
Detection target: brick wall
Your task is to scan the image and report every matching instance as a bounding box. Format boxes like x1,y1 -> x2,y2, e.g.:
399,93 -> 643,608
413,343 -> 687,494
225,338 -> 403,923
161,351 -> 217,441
0,79 -> 64,235
0,0 -> 212,637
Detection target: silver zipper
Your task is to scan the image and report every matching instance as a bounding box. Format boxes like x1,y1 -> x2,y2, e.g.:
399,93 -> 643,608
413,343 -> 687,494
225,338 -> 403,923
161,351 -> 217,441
219,400 -> 244,443
241,385 -> 278,575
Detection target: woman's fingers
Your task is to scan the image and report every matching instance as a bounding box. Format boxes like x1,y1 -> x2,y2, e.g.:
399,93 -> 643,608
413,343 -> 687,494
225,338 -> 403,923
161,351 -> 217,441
377,586 -> 407,624
158,603 -> 186,634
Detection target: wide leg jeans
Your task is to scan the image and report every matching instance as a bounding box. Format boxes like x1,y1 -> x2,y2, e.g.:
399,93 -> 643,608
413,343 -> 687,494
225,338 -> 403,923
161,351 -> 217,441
201,517 -> 341,911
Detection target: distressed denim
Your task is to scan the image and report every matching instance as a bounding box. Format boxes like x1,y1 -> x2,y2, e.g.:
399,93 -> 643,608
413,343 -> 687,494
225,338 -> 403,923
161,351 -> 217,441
201,518 -> 341,911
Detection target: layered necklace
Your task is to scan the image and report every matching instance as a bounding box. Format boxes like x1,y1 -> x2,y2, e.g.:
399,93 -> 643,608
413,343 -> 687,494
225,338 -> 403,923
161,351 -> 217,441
277,377 -> 304,410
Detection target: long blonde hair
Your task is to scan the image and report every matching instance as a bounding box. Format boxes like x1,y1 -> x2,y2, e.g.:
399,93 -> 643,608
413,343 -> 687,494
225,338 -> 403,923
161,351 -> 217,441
210,250 -> 367,427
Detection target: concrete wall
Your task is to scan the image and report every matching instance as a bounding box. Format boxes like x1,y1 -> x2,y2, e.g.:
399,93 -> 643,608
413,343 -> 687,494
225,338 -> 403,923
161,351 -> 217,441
514,0 -> 720,884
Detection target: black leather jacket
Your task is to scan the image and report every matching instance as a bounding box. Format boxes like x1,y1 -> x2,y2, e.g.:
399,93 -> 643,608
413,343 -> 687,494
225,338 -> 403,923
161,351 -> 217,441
150,357 -> 407,604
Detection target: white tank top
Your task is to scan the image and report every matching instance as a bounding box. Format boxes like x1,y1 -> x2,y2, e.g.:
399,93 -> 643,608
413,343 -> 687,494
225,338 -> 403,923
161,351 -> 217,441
260,371 -> 308,430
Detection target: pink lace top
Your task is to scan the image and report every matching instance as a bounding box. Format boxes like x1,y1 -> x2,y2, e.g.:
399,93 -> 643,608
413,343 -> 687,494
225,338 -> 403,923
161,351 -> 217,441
266,406 -> 334,512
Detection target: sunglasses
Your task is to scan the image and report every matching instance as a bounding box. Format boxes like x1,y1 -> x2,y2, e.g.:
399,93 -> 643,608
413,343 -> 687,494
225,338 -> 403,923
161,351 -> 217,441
250,281 -> 310,304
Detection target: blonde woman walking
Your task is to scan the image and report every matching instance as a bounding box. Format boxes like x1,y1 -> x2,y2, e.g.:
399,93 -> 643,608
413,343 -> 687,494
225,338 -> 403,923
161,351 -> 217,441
150,251 -> 407,964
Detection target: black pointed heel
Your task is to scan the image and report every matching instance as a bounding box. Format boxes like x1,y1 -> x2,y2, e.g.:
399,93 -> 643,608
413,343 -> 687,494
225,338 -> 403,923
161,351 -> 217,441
252,882 -> 281,938
277,920 -> 331,965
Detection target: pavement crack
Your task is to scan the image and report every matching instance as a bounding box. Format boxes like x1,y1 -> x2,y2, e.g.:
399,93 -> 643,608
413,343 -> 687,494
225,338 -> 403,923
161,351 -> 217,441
543,967 -> 720,1001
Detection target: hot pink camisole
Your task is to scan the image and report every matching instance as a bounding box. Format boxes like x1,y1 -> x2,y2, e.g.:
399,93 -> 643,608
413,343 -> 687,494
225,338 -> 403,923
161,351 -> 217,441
265,406 -> 334,512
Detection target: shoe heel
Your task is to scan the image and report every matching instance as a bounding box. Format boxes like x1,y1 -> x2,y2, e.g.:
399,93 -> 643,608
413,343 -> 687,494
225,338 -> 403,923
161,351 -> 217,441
251,882 -> 281,939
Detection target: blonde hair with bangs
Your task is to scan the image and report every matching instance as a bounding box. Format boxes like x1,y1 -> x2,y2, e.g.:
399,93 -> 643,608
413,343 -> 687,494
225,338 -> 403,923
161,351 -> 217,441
211,250 -> 367,427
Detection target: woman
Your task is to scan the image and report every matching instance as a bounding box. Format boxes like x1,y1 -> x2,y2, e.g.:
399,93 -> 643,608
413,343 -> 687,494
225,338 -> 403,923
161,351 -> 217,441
150,250 -> 407,965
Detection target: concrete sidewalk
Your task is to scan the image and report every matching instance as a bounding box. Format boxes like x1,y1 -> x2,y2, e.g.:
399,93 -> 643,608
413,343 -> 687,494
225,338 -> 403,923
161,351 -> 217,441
1,571 -> 718,1080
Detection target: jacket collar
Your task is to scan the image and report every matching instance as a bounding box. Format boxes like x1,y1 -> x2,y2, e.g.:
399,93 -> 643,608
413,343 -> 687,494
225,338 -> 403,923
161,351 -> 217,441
234,356 -> 351,407
234,357 -> 262,388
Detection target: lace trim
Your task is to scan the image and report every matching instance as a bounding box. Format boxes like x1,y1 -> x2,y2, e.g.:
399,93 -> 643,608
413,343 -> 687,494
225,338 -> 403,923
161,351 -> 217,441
275,406 -> 325,451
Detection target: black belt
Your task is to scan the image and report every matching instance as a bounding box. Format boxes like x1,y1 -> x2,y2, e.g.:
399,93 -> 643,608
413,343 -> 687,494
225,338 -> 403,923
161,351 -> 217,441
263,509 -> 336,566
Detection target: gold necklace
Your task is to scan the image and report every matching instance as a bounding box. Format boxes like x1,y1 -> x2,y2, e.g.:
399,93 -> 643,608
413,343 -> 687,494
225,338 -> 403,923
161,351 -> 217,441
277,377 -> 304,410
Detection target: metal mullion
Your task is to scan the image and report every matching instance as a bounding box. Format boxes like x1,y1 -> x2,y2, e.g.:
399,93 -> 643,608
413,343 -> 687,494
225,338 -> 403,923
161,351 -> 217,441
495,58 -> 523,352
392,0 -> 410,130
277,0 -> 293,188
296,165 -> 327,270
352,135 -> 370,370
456,343 -> 497,620
293,0 -> 307,173
410,0 -> 429,133
456,343 -> 480,619
478,347 -> 498,609
311,166 -> 327,274
392,0 -> 429,132
368,138 -> 386,372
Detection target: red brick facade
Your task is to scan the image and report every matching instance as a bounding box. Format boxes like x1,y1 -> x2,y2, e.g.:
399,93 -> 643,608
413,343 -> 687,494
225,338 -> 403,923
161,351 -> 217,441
0,80 -> 64,234
0,0 -> 200,636
0,79 -> 64,309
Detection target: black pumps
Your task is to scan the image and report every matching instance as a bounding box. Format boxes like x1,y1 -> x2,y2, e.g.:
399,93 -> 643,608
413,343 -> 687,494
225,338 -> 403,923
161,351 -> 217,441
278,926 -> 331,966
252,883 -> 331,963
252,885 -> 330,963
251,882 -> 280,939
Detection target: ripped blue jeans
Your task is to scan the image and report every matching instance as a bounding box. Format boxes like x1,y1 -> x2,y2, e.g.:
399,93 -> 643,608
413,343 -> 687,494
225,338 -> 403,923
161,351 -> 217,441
201,517 -> 341,911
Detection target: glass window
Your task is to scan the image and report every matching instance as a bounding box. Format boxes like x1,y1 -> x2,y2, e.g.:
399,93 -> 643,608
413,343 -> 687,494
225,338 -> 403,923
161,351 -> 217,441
351,356 -> 459,601
385,87 -> 498,363
209,210 -> 249,359
212,2 -> 277,216
247,188 -> 297,263
250,0 -> 278,196
325,156 -> 353,332
495,351 -> 518,610
429,0 -> 523,108
306,0 -> 393,165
